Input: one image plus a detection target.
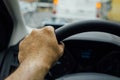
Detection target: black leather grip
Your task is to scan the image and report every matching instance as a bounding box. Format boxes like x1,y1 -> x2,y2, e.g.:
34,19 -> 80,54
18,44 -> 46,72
55,20 -> 120,42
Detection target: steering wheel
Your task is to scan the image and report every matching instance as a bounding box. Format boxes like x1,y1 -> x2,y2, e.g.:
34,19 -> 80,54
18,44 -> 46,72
55,20 -> 120,80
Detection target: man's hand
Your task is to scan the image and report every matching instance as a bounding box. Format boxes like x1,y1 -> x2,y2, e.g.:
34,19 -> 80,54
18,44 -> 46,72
18,26 -> 64,67
6,26 -> 64,80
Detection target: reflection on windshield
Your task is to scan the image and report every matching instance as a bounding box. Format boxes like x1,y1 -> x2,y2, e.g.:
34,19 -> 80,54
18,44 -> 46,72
18,0 -> 120,28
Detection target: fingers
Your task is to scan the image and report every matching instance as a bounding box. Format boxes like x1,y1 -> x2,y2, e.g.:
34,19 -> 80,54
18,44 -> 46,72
43,26 -> 64,52
39,26 -> 59,44
19,26 -> 65,64
38,26 -> 64,57
42,26 -> 55,32
40,26 -> 56,38
58,41 -> 65,57
37,26 -> 55,34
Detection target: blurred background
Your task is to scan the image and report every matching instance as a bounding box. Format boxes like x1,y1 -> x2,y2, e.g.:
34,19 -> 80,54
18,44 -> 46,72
18,0 -> 120,28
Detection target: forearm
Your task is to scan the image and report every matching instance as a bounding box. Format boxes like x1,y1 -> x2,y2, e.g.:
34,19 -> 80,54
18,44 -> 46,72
6,27 -> 64,80
5,58 -> 50,80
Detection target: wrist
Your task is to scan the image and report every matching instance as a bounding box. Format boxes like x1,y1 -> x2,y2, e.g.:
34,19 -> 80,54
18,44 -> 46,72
21,57 -> 51,71
19,58 -> 50,80
6,58 -> 50,80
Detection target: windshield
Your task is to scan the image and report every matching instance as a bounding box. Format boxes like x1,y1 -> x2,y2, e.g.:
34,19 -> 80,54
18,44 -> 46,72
18,0 -> 120,28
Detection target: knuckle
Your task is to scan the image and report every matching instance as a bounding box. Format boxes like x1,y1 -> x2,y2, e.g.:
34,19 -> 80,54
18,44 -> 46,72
42,26 -> 55,36
31,29 -> 38,35
43,26 -> 54,32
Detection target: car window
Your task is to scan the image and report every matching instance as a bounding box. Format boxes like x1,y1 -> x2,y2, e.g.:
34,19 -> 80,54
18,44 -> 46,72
18,0 -> 120,28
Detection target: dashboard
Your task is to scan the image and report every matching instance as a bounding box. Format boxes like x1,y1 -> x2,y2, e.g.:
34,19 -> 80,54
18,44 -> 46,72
1,32 -> 120,80
46,34 -> 120,79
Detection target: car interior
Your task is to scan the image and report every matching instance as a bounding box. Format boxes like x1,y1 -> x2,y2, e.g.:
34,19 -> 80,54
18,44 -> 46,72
0,0 -> 120,80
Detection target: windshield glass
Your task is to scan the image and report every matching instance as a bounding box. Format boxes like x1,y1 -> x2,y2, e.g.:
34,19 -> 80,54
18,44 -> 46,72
18,0 -> 120,28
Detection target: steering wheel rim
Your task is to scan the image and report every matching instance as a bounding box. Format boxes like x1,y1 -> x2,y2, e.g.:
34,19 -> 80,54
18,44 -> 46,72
55,20 -> 120,80
56,73 -> 120,80
55,20 -> 120,42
